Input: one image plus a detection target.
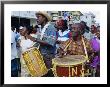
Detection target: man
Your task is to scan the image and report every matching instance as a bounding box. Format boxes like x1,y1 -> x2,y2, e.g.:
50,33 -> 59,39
58,23 -> 93,60
58,23 -> 97,77
11,27 -> 18,77
26,11 -> 57,77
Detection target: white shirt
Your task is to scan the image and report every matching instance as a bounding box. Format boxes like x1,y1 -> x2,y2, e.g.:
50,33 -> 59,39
57,29 -> 70,41
19,34 -> 36,52
11,30 -> 17,60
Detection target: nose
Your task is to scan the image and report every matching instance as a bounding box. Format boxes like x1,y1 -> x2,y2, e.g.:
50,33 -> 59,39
36,17 -> 38,21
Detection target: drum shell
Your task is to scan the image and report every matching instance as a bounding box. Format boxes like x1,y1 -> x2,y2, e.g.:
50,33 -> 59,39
22,47 -> 48,77
52,55 -> 87,77
55,64 -> 83,77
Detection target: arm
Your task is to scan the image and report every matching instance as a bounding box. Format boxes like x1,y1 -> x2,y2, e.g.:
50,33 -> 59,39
11,31 -> 15,44
25,34 -> 51,45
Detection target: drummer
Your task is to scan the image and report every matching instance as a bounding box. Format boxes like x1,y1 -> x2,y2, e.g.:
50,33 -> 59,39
58,23 -> 93,60
25,11 -> 57,77
55,19 -> 71,57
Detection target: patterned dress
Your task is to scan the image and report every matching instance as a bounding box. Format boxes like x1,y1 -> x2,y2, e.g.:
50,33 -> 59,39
59,36 -> 93,58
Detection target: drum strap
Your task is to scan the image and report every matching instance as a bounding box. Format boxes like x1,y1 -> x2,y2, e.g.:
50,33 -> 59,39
81,36 -> 89,61
64,40 -> 72,52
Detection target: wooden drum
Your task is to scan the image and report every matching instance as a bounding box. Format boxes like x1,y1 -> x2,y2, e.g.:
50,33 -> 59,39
52,55 -> 88,77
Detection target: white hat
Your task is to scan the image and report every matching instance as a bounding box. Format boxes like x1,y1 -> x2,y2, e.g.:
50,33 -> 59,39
19,26 -> 24,30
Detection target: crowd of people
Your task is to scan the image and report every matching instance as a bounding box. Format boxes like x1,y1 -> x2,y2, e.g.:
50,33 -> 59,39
11,11 -> 100,77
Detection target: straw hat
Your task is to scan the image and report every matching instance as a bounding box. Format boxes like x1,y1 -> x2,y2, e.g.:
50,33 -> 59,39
35,11 -> 52,21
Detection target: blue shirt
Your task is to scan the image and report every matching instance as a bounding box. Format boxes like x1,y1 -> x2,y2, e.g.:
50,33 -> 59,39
37,23 -> 57,56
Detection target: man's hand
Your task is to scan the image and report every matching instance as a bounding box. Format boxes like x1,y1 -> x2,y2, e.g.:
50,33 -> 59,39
25,33 -> 36,42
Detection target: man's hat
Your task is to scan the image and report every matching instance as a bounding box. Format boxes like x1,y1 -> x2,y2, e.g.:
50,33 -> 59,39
35,11 -> 52,21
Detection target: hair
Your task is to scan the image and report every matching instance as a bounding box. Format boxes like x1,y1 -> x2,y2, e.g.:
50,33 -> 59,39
63,20 -> 68,29
25,26 -> 33,35
11,26 -> 15,31
56,19 -> 68,30
80,21 -> 90,33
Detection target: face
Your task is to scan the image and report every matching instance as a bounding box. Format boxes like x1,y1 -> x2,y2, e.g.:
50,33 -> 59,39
71,24 -> 82,37
91,25 -> 97,33
80,22 -> 85,29
55,20 -> 64,30
71,24 -> 81,33
56,19 -> 64,30
19,27 -> 27,36
36,14 -> 46,25
91,25 -> 94,31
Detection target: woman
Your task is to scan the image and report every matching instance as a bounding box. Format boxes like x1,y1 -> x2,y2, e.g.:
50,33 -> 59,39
80,21 -> 95,40
18,26 -> 36,77
89,26 -> 100,76
55,19 -> 71,57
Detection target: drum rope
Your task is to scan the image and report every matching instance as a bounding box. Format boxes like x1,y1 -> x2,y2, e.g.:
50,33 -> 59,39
81,36 -> 89,61
64,40 -> 72,52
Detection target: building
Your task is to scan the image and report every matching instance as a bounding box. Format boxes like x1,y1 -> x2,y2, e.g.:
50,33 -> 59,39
48,11 -> 59,22
48,11 -> 83,24
11,11 -> 37,29
69,11 -> 83,23
12,11 -> 97,29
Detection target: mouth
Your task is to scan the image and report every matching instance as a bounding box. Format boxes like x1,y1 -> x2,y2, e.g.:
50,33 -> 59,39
37,20 -> 39,23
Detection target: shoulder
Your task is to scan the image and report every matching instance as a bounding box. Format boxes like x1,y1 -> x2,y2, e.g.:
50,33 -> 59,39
11,31 -> 15,35
83,37 -> 90,44
47,23 -> 56,31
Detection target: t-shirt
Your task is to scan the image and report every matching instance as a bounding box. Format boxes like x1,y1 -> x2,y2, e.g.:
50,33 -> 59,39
19,34 -> 36,52
11,30 -> 17,60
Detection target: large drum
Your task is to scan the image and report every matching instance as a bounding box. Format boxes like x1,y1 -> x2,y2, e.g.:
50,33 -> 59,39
22,47 -> 48,77
52,55 -> 88,77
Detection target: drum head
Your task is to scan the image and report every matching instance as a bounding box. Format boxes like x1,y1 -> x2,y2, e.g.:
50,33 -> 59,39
53,55 -> 87,66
